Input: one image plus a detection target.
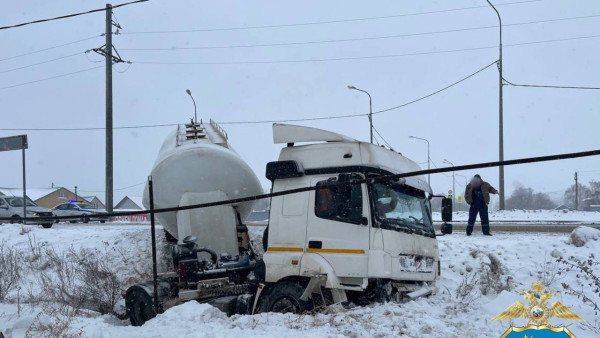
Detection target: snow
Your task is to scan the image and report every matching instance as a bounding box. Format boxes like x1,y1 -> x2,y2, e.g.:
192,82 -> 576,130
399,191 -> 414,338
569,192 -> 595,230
569,226 -> 600,247
1,222 -> 599,337
0,187 -> 59,201
433,209 -> 600,223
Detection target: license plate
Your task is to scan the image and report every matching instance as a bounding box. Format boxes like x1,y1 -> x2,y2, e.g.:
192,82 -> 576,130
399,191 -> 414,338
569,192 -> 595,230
398,255 -> 434,273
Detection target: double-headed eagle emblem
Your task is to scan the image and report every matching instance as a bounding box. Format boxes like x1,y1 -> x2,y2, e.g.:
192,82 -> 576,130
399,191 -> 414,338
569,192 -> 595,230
492,280 -> 582,326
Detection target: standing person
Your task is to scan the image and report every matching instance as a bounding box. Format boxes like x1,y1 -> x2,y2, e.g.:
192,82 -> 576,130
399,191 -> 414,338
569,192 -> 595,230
464,174 -> 499,236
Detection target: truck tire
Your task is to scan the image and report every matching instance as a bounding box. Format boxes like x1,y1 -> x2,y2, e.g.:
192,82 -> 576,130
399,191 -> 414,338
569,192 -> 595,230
42,223 -> 53,229
258,281 -> 313,314
126,288 -> 157,326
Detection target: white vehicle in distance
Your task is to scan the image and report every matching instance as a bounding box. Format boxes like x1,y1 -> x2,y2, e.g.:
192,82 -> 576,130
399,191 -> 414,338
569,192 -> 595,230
0,196 -> 55,228
52,201 -> 109,223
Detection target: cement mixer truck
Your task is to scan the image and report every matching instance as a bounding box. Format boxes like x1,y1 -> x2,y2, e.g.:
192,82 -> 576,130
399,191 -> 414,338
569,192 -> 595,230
125,120 -> 452,326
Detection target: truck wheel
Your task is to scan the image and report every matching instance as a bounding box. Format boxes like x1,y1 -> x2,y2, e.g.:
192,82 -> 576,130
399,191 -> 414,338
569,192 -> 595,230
42,223 -> 53,229
259,281 -> 313,314
126,288 -> 157,326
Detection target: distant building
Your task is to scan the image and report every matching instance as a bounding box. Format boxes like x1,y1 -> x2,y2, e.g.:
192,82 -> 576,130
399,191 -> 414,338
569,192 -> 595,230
0,187 -> 89,208
82,196 -> 105,209
114,196 -> 148,223
581,198 -> 600,212
114,196 -> 144,210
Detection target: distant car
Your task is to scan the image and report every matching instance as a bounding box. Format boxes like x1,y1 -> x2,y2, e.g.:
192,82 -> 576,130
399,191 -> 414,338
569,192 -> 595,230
0,196 -> 55,228
52,202 -> 109,223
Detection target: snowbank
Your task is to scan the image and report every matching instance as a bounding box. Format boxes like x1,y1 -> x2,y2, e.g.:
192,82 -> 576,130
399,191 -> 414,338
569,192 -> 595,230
1,223 -> 599,337
433,209 -> 600,223
569,226 -> 600,247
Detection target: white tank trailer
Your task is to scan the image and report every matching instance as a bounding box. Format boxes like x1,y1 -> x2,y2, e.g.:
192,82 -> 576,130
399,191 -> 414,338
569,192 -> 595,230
142,119 -> 263,256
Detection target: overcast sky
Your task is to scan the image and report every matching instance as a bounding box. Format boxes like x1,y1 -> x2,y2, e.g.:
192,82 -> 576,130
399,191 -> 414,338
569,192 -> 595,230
1,0 -> 599,207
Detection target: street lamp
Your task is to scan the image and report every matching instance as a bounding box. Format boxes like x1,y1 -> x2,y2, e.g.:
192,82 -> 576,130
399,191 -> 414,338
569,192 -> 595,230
347,85 -> 373,143
486,0 -> 505,210
409,136 -> 430,186
186,89 -> 198,124
443,159 -> 455,210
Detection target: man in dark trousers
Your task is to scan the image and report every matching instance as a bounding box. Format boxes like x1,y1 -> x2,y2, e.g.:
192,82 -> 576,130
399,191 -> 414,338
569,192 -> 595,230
464,174 -> 499,236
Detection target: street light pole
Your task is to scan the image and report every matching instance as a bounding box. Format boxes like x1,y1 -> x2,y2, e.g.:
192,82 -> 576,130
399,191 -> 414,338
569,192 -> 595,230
486,0 -> 505,210
409,136 -> 430,186
347,85 -> 373,143
443,159 -> 455,210
186,89 -> 198,124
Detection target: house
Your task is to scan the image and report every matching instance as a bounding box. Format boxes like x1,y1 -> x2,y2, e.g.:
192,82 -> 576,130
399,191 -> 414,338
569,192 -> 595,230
113,196 -> 149,223
0,187 -> 89,208
114,196 -> 144,210
82,196 -> 105,209
581,198 -> 600,212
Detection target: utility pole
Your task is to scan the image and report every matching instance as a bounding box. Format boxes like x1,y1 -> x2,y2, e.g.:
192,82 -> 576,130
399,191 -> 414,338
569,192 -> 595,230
105,3 -> 113,213
575,172 -> 578,211
486,0 -> 505,210
347,85 -> 373,143
94,4 -> 125,213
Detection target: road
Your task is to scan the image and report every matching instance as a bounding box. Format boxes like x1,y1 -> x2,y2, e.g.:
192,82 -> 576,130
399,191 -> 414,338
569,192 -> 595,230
435,223 -> 600,233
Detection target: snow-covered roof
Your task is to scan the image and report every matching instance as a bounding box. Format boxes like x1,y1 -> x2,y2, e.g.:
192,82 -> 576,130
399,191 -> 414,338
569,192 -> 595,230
127,196 -> 144,209
0,187 -> 63,201
82,195 -> 104,204
273,123 -> 356,144
115,196 -> 144,209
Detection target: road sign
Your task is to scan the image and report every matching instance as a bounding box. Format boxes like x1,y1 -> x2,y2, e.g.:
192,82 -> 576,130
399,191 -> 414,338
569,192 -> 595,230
0,135 -> 27,152
457,195 -> 464,204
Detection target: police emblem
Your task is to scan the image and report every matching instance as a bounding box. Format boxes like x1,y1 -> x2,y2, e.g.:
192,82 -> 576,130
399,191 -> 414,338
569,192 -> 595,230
492,281 -> 582,337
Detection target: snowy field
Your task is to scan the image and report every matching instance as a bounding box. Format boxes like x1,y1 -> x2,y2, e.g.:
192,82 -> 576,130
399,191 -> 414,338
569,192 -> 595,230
1,222 -> 599,337
433,209 -> 600,224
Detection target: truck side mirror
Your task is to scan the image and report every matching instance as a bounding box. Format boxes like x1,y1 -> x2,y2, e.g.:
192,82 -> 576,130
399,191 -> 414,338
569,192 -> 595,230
441,197 -> 452,222
440,197 -> 453,235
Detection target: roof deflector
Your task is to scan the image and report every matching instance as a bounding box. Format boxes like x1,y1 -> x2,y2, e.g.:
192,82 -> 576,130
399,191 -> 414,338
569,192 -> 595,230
273,123 -> 357,144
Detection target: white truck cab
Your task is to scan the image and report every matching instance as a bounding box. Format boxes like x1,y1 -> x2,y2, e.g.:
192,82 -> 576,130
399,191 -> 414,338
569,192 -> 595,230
261,124 -> 440,306
126,122 -> 450,325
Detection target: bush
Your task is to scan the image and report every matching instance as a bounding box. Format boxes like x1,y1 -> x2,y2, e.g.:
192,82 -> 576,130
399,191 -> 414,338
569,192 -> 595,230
0,241 -> 22,301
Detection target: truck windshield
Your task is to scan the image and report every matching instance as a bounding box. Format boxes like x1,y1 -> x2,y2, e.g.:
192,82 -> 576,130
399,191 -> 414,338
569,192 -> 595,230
371,182 -> 433,235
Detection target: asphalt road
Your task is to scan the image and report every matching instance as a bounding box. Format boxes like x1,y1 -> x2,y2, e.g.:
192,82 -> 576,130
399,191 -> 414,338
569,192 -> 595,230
435,223 -> 600,233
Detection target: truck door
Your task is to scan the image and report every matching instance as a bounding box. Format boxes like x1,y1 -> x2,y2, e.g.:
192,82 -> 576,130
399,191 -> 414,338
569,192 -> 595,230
305,174 -> 370,278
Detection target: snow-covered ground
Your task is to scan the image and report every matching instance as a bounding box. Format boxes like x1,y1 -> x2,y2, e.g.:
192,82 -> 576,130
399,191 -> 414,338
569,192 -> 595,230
1,222 -> 599,337
433,209 -> 600,223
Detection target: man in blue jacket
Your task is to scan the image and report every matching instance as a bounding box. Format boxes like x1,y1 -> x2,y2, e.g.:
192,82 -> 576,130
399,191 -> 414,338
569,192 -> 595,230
464,174 -> 499,236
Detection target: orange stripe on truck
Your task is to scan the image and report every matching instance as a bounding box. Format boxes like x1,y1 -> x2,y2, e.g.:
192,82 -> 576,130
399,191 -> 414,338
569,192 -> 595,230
267,247 -> 304,252
267,247 -> 365,254
306,248 -> 365,254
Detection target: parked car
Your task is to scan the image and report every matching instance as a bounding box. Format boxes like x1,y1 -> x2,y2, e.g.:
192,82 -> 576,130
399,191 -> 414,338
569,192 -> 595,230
52,202 -> 109,223
0,196 -> 55,228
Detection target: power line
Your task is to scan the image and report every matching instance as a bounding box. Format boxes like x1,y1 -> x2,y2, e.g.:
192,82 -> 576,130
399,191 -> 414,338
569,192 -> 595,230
0,52 -> 84,74
0,60 -> 495,130
0,122 -> 177,131
0,66 -> 103,90
0,35 -> 100,62
121,0 -> 544,35
120,14 -> 600,52
373,60 -> 498,114
371,125 -> 394,150
130,34 -> 600,66
503,77 -> 600,90
78,181 -> 146,193
0,0 -> 149,31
